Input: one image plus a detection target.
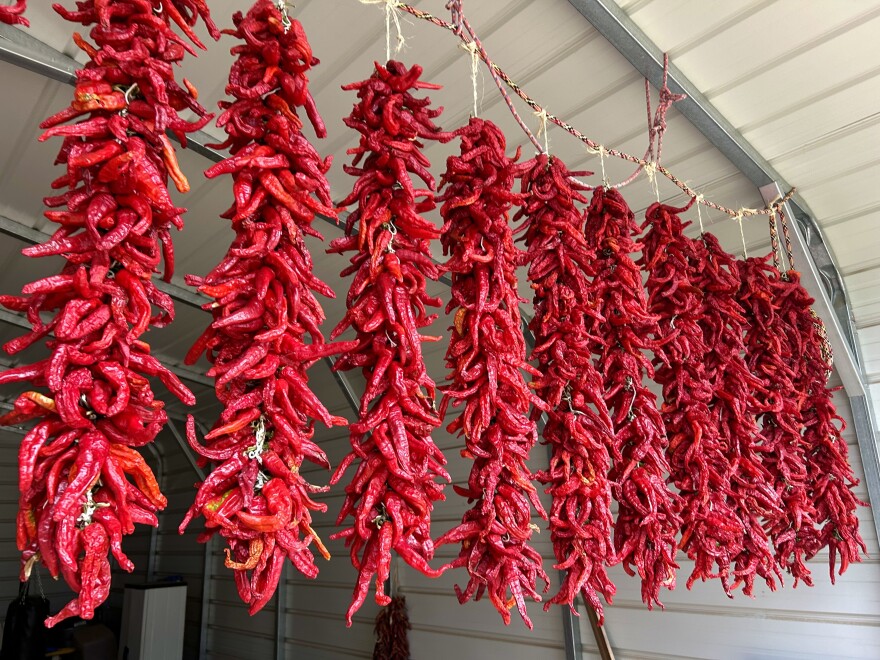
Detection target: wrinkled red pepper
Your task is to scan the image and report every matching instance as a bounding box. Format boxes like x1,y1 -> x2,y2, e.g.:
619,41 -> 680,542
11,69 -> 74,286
178,0 -> 348,616
328,60 -> 452,626
516,155 -> 617,621
0,0 -> 27,27
582,187 -> 682,609
0,0 -> 216,626
761,267 -> 865,584
641,204 -> 781,596
436,117 -> 549,629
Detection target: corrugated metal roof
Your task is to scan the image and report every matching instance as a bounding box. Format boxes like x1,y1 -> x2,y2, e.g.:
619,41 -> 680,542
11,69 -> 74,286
0,1 -> 878,658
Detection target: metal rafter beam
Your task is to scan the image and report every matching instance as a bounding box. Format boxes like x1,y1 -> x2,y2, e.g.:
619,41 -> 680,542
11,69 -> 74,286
566,0 -> 861,373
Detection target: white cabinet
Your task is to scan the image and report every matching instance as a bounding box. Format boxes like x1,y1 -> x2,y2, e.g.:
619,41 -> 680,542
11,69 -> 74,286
118,584 -> 187,660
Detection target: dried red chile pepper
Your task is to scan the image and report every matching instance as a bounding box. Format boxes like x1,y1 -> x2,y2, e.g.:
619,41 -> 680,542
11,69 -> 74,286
582,187 -> 682,609
737,256 -> 816,586
436,117 -> 549,629
641,205 -> 781,596
0,0 -> 216,626
0,0 -> 27,26
697,233 -> 783,593
763,268 -> 865,583
178,0 -> 350,615
329,60 -> 452,625
516,155 -> 617,620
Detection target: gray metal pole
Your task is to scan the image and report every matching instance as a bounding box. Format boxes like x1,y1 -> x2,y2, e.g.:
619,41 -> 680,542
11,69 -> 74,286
165,418 -> 207,482
165,419 -> 211,660
144,443 -> 164,583
199,537 -> 213,660
275,566 -> 287,660
324,357 -> 362,415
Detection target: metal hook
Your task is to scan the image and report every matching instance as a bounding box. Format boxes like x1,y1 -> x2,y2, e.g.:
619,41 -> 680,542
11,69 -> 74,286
255,470 -> 271,491
79,394 -> 97,421
246,416 -> 268,462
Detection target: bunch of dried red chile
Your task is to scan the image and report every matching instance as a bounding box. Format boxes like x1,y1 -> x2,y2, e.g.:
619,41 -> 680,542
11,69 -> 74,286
0,0 -> 217,626
0,0 -> 865,630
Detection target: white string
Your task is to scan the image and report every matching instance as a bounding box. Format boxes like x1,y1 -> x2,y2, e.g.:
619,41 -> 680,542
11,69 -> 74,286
360,0 -> 405,61
644,160 -> 660,202
461,41 -> 479,116
736,210 -> 748,258
534,108 -> 549,155
588,144 -> 609,188
275,0 -> 291,34
695,193 -> 705,234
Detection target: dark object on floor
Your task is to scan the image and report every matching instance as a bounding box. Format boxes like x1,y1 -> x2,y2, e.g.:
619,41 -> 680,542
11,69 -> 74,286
0,580 -> 49,660
72,624 -> 115,660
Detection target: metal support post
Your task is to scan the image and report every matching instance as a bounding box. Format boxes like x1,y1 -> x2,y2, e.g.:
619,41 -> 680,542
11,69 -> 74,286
325,356 -> 362,415
165,417 -> 207,482
199,537 -> 213,660
144,443 -> 164,583
275,567 -> 287,660
165,418 -> 212,660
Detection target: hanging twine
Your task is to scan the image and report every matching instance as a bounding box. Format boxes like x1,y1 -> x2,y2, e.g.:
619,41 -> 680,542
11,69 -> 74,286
275,0 -> 292,33
587,144 -> 610,188
361,0 -> 406,61
394,2 -> 797,222
736,210 -> 748,258
644,160 -> 660,202
460,40 -> 480,117
694,193 -> 705,235
535,108 -> 550,155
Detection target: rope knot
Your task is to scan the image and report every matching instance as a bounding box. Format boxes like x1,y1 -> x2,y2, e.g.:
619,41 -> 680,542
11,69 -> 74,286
534,108 -> 550,155
735,209 -> 748,258
460,41 -> 480,116
360,0 -> 406,61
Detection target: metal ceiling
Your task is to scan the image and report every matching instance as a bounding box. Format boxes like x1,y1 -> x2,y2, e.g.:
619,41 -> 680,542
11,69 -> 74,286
0,1 -> 878,658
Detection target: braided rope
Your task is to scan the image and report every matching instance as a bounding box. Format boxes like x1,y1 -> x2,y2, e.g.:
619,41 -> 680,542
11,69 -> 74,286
394,2 -> 796,223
